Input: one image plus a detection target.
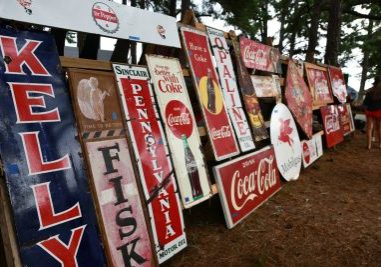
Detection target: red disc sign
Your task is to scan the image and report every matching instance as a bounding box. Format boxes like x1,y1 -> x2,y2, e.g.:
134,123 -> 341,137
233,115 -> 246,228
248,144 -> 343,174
165,100 -> 193,139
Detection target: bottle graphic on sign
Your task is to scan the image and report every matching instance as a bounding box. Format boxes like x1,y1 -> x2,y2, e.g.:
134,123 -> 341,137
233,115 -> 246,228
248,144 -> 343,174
206,68 -> 216,113
181,134 -> 203,200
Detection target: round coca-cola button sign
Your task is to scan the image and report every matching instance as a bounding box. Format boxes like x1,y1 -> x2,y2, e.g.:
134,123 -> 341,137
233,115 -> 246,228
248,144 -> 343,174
165,100 -> 193,139
92,2 -> 119,34
302,142 -> 310,164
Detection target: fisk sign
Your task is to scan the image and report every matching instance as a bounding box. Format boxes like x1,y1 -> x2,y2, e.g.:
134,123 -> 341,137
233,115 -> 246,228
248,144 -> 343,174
0,29 -> 105,266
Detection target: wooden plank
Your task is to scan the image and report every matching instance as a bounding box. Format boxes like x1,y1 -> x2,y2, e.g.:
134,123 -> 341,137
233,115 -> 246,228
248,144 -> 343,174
60,56 -> 112,71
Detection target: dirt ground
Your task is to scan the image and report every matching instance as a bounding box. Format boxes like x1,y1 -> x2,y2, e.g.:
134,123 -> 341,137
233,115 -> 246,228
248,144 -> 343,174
163,131 -> 381,267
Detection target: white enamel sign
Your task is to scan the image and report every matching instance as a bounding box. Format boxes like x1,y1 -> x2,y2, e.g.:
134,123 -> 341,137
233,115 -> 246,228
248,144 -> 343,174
301,132 -> 324,168
270,103 -> 302,181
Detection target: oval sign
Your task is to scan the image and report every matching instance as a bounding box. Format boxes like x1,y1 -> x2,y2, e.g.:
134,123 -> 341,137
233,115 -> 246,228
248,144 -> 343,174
270,103 -> 302,181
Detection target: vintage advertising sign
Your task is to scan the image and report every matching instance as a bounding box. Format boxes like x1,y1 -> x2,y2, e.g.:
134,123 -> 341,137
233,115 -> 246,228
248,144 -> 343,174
304,63 -> 334,107
0,0 -> 180,47
231,35 -> 269,141
250,75 -> 279,98
320,105 -> 344,148
113,64 -> 187,263
328,66 -> 347,103
301,132 -> 324,168
0,28 -> 105,266
85,139 -> 152,267
180,26 -> 239,160
206,27 -> 255,152
285,59 -> 313,138
240,37 -> 280,73
145,55 -> 213,208
338,104 -> 355,136
67,69 -> 124,140
213,146 -> 281,229
270,103 -> 302,181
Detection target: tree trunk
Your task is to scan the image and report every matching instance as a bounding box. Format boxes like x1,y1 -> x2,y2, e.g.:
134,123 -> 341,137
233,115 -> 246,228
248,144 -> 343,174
181,0 -> 191,20
50,28 -> 67,56
289,30 -> 297,57
358,19 -> 374,99
306,1 -> 322,62
260,0 -> 269,43
169,0 -> 177,17
324,0 -> 342,66
79,34 -> 100,60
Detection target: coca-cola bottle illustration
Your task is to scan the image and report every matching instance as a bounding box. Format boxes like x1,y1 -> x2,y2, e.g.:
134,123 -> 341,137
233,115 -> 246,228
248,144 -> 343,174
206,69 -> 216,113
181,134 -> 203,200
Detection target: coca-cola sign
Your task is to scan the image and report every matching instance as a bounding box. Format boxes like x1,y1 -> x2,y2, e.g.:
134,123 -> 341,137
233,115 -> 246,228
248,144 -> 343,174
165,100 -> 193,139
328,66 -> 347,103
214,146 -> 281,229
301,132 -> 323,168
321,105 -> 344,148
338,104 -> 355,135
305,63 -> 334,108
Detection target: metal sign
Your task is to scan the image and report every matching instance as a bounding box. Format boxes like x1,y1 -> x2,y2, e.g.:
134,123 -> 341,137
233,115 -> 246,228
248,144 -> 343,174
145,55 -> 213,208
0,28 -> 105,266
338,104 -> 354,135
231,36 -> 269,141
320,105 -> 344,148
250,75 -> 280,98
206,27 -> 255,152
180,26 -> 239,161
113,64 -> 187,263
305,63 -> 334,108
0,0 -> 180,47
213,146 -> 281,229
285,59 -> 313,138
240,37 -> 280,73
301,132 -> 324,168
67,69 -> 125,140
86,139 -> 153,267
270,103 -> 302,181
328,66 -> 347,103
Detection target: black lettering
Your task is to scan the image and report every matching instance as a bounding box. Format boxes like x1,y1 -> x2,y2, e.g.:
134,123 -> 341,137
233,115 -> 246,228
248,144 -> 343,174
98,143 -> 120,175
117,237 -> 147,267
109,176 -> 129,205
116,206 -> 137,238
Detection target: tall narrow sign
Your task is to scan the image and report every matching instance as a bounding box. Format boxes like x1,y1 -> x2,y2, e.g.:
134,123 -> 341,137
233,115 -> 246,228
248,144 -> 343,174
113,64 -> 187,263
328,66 -> 347,104
213,146 -> 281,229
0,28 -> 105,266
301,132 -> 324,168
67,69 -> 153,267
321,105 -> 344,148
230,34 -> 269,141
145,55 -> 213,208
180,26 -> 239,160
206,27 -> 255,152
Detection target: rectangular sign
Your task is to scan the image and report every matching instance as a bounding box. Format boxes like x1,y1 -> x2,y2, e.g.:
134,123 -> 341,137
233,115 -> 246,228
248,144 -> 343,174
305,63 -> 334,108
213,146 -> 281,229
240,37 -> 280,73
338,104 -> 355,136
250,75 -> 280,98
180,26 -> 239,160
0,0 -> 180,47
301,132 -> 324,168
0,28 -> 105,266
67,69 -> 125,140
86,139 -> 153,267
328,66 -> 347,103
320,105 -> 344,148
206,27 -> 255,152
113,64 -> 187,262
145,55 -> 213,208
231,35 -> 269,141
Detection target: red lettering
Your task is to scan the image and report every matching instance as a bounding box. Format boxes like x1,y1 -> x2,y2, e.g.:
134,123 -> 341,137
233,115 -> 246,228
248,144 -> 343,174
37,225 -> 86,267
8,82 -> 60,123
31,182 -> 81,229
0,36 -> 49,76
19,131 -> 71,175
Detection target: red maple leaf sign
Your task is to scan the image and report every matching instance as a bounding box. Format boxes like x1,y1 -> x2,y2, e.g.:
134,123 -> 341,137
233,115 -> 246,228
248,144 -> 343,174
278,118 -> 294,146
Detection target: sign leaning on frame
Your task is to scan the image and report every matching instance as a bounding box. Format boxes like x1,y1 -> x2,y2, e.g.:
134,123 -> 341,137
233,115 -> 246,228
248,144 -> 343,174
113,64 -> 187,263
0,28 -> 106,266
145,55 -> 213,208
180,25 -> 239,161
67,69 -> 153,267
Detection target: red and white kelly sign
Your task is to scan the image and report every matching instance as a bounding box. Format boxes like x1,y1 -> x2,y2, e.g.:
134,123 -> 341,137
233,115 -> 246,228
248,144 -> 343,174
180,26 -> 239,161
113,64 -> 187,263
145,55 -> 212,208
240,37 -> 280,73
270,103 -> 302,181
213,146 -> 281,229
86,138 -> 152,267
301,132 -> 324,168
328,66 -> 347,103
321,105 -> 344,148
206,27 -> 255,152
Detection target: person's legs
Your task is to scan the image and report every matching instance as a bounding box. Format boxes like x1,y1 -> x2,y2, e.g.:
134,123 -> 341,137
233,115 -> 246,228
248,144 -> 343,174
366,116 -> 374,149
